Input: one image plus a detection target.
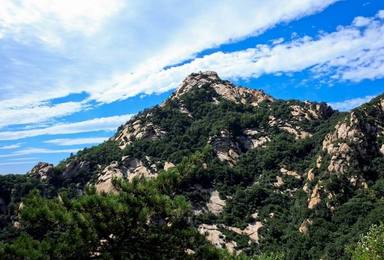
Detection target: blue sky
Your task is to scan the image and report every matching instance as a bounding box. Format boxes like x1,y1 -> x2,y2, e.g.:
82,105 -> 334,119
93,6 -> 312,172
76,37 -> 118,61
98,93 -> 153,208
0,0 -> 383,174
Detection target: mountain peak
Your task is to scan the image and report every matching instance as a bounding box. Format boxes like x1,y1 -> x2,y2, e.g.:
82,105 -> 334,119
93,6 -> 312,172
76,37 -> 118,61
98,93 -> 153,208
173,71 -> 222,98
173,71 -> 273,106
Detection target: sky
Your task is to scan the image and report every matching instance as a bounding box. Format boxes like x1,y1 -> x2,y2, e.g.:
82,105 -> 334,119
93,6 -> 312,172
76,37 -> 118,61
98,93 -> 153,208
0,0 -> 384,174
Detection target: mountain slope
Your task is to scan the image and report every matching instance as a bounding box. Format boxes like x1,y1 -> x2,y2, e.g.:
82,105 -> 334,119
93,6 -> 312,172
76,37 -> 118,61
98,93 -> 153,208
1,71 -> 384,259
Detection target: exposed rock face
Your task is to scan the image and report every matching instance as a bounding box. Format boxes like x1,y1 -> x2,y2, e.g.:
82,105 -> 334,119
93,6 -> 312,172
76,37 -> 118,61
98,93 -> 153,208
63,160 -> 90,179
209,128 -> 271,165
274,176 -> 284,188
227,222 -> 263,242
308,183 -> 322,209
27,162 -> 54,180
114,116 -> 165,149
95,157 -> 157,193
307,169 -> 315,181
198,224 -> 238,254
268,114 -> 314,139
303,169 -> 315,193
299,219 -> 313,235
274,168 -> 301,188
209,130 -> 240,165
322,112 -> 377,174
198,221 -> 263,254
163,161 -> 176,171
173,71 -> 273,106
95,161 -> 123,194
380,144 -> 384,155
280,168 -> 301,179
322,114 -> 359,173
242,222 -> 263,242
307,101 -> 384,209
206,190 -> 226,215
212,82 -> 273,107
123,157 -> 157,182
238,129 -> 270,150
290,102 -> 333,122
280,124 -> 312,139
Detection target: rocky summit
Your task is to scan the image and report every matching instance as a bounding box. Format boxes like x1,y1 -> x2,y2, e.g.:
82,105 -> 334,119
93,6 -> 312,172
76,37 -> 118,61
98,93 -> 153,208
1,71 -> 384,259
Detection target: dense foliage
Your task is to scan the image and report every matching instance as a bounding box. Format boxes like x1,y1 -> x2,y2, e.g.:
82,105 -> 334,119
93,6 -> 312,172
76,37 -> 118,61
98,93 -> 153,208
0,177 -> 218,259
350,222 -> 384,260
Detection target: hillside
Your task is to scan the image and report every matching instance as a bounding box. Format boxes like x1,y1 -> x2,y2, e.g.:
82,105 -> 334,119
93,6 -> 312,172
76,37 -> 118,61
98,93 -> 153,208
1,71 -> 384,259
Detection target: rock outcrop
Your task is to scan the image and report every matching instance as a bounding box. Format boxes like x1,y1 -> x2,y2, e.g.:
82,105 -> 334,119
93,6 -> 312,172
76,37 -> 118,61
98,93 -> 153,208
238,129 -> 270,150
114,116 -> 165,149
290,102 -> 333,122
209,130 -> 241,165
299,219 -> 313,235
95,157 -> 157,193
173,71 -> 273,106
280,167 -> 301,179
62,160 -> 90,179
321,95 -> 384,176
198,221 -> 263,254
95,161 -> 123,193
308,183 -> 322,209
27,162 -> 54,180
198,224 -> 238,254
163,161 -> 176,171
227,222 -> 263,242
206,190 -> 226,215
280,124 -> 312,140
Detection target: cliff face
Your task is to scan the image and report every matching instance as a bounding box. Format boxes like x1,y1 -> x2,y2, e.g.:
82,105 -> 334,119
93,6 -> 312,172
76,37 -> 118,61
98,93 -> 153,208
6,72 -> 384,258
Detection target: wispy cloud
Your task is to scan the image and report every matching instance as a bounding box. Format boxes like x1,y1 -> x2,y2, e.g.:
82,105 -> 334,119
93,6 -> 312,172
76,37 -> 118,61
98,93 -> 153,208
0,147 -> 79,158
0,161 -> 37,166
45,137 -> 108,146
0,114 -> 133,141
328,95 -> 376,111
5,157 -> 38,161
0,143 -> 22,149
0,101 -> 87,128
90,10 -> 384,103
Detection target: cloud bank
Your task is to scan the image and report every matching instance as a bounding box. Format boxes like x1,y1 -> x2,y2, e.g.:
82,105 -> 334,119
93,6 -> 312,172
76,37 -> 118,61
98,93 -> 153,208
0,0 -> 338,129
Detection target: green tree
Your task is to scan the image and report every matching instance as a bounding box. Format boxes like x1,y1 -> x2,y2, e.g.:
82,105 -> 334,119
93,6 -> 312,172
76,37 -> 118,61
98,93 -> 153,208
350,223 -> 384,260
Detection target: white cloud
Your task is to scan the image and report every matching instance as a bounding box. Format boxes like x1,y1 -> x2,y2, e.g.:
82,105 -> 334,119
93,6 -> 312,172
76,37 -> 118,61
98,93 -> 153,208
0,147 -> 79,158
0,0 -> 338,129
0,114 -> 133,141
123,0 -> 339,75
328,95 -> 376,111
0,101 -> 87,128
353,16 -> 372,27
0,143 -> 22,149
378,10 -> 384,19
45,137 -> 108,146
0,0 -> 124,46
88,9 -> 384,103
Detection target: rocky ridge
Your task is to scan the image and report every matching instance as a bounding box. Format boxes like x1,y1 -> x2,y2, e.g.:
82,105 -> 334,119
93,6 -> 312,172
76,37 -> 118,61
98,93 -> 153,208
173,71 -> 274,106
19,72 -> 384,258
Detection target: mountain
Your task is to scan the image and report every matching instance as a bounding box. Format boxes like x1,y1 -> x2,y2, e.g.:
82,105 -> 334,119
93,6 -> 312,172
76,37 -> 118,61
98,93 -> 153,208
1,71 -> 384,259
